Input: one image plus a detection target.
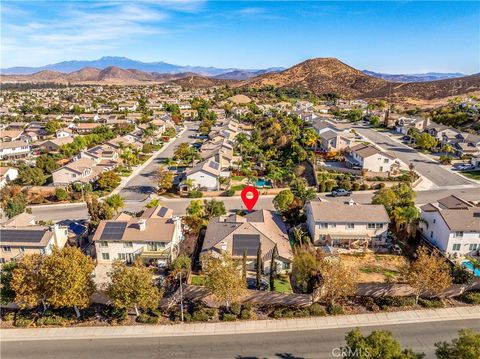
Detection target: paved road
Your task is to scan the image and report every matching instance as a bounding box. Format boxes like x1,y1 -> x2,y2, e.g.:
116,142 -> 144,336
29,187 -> 480,221
119,124 -> 198,201
3,319 -> 478,359
355,126 -> 473,187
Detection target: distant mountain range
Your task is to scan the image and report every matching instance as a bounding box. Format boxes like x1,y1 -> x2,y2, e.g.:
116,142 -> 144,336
2,57 -> 478,102
362,70 -> 466,83
0,56 -> 283,79
1,56 -> 466,82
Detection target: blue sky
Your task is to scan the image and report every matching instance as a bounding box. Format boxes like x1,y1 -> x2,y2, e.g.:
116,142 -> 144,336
1,1 -> 479,73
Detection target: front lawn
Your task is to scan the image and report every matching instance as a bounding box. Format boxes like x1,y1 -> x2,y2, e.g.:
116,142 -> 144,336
271,276 -> 293,293
230,184 -> 246,191
461,170 -> 480,180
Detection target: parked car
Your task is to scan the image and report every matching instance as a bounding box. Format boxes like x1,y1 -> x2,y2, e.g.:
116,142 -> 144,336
392,244 -> 402,255
331,188 -> 352,197
457,164 -> 475,171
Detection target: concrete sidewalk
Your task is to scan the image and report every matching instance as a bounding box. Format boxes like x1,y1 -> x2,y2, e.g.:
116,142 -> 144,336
2,306 -> 478,342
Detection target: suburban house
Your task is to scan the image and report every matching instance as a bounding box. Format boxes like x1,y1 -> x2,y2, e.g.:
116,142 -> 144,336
185,159 -> 222,190
201,210 -> 293,274
52,157 -> 101,186
1,129 -> 23,142
0,140 -> 31,160
425,123 -> 460,144
38,137 -> 74,152
318,129 -> 353,152
395,116 -> 429,135
305,200 -> 390,249
419,195 -> 480,257
0,167 -> 19,188
93,206 -> 182,267
1,213 -> 69,264
346,143 -> 399,173
56,128 -> 73,138
454,133 -> 480,157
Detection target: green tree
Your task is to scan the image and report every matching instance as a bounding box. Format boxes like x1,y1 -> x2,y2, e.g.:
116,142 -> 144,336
18,166 -> 46,186
435,329 -> 480,359
36,154 -> 59,175
86,195 -> 113,228
203,253 -> 246,309
41,247 -> 96,317
105,194 -> 125,214
203,199 -> 226,219
97,170 -> 121,191
403,247 -> 452,305
393,205 -> 420,239
0,262 -> 18,305
45,120 -> 61,135
186,199 -> 203,217
343,328 -> 424,359
171,255 -> 191,277
107,260 -> 162,316
273,189 -> 295,213
269,244 -> 278,292
315,259 -> 357,306
256,242 -> 262,290
415,133 -> 438,151
292,246 -> 318,293
55,187 -> 69,201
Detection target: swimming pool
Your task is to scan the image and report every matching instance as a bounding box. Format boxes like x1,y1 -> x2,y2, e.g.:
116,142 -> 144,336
255,179 -> 272,188
462,260 -> 480,277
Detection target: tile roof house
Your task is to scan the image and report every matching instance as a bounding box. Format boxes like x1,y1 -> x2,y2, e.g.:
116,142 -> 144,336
93,206 -> 182,267
1,213 -> 68,264
419,195 -> 480,257
201,210 -> 293,274
345,143 -> 400,173
185,159 -> 222,190
0,140 -> 31,160
305,200 -> 390,249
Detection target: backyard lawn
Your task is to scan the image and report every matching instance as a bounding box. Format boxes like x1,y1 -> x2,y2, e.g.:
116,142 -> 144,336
190,274 -> 206,286
461,170 -> 480,180
271,275 -> 293,293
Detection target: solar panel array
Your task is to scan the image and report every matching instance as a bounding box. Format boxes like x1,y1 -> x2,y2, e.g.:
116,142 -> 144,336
100,222 -> 128,240
1,230 -> 46,243
209,161 -> 220,170
232,234 -> 260,256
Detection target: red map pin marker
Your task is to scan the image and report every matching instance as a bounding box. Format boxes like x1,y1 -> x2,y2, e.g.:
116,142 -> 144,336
241,185 -> 259,212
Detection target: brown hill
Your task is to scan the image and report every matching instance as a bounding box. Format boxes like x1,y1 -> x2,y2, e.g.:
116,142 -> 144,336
65,67 -> 101,82
243,58 -> 388,98
242,58 -> 480,101
171,74 -> 232,88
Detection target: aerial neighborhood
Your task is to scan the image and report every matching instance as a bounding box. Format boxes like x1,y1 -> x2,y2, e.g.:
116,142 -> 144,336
0,64 -> 479,335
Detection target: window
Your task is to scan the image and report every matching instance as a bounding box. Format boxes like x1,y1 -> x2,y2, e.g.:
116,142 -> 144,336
2,246 -> 11,252
123,242 -> 133,248
375,223 -> 383,229
454,231 -> 464,238
469,244 -> 478,251
346,223 -> 355,229
118,253 -> 126,260
19,246 -> 25,253
99,241 -> 108,247
430,231 -> 434,238
367,223 -> 376,229
102,253 -> 110,260
147,242 -> 166,251
0,258 -> 5,264
384,158 -> 389,163
40,248 -> 46,255
452,244 -> 461,251
433,219 -> 436,224
318,235 -> 326,241
320,223 -> 328,229
329,223 -> 337,228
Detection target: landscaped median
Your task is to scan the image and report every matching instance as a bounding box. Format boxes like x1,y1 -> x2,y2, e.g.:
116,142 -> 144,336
1,306 -> 479,342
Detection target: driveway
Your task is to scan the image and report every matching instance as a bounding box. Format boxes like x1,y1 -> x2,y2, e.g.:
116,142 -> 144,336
119,124 -> 199,201
355,126 -> 472,187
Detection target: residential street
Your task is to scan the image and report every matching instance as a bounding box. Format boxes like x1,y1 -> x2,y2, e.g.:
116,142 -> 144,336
3,319 -> 479,359
29,186 -> 480,221
118,123 -> 199,201
355,126 -> 473,187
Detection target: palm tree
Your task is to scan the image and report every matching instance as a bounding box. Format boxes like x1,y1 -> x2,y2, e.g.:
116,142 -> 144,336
393,205 -> 420,239
105,194 -> 125,215
182,178 -> 194,191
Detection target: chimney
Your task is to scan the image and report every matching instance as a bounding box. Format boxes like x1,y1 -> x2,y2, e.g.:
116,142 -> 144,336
138,219 -> 147,231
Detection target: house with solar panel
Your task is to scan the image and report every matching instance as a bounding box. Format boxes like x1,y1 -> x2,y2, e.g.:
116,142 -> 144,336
200,210 -> 293,274
185,159 -> 222,190
1,212 -> 69,264
93,206 -> 182,267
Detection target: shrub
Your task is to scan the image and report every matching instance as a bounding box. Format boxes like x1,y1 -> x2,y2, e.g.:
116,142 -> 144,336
225,188 -> 235,197
136,313 -> 160,324
362,297 -> 380,312
222,313 -> 237,321
14,313 -> 34,328
451,265 -> 474,285
272,308 -> 285,319
102,306 -> 127,322
240,308 -> 252,320
192,309 -> 210,322
37,314 -> 66,326
229,302 -> 242,316
308,303 -> 327,316
352,182 -> 361,191
3,311 -> 15,321
375,296 -> 416,309
460,291 -> 480,305
418,298 -> 444,309
187,190 -> 203,198
326,304 -> 344,315
55,187 -> 69,201
359,183 -> 370,190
